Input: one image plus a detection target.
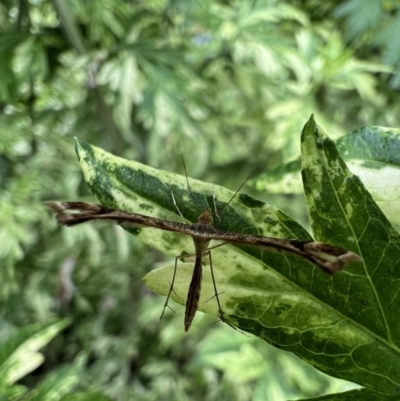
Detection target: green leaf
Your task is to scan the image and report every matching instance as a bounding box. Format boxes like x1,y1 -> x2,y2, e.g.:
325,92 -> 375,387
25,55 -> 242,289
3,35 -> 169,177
74,136 -> 397,394
253,126 -> 400,230
0,383 -> 27,400
336,126 -> 400,229
251,157 -> 303,194
0,32 -> 30,53
294,388 -> 399,401
334,0 -> 383,40
0,320 -> 71,385
300,115 -> 400,395
25,354 -> 86,401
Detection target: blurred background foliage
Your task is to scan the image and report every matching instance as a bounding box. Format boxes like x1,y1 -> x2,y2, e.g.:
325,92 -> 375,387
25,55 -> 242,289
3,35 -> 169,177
0,0 -> 399,400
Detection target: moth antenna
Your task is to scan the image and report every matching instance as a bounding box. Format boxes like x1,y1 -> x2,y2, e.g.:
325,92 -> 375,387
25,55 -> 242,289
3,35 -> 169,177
170,187 -> 189,225
217,173 -> 253,215
182,157 -> 202,213
212,185 -> 221,222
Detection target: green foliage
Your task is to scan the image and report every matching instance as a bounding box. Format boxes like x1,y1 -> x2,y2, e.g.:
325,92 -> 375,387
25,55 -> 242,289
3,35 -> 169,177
1,0 -> 400,400
0,323 -> 113,400
334,0 -> 400,87
254,125 -> 400,230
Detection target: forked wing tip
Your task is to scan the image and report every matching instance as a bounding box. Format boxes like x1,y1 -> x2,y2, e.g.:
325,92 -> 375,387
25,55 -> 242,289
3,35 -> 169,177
339,251 -> 363,264
44,201 -> 66,212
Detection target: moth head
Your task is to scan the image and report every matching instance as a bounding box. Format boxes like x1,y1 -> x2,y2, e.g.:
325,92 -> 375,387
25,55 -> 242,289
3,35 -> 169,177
197,207 -> 213,225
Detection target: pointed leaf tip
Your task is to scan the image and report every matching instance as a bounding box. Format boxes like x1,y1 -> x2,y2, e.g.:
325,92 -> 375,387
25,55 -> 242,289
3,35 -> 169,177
74,139 -> 92,160
306,113 -> 316,128
74,137 -> 82,157
73,137 -> 83,153
301,114 -> 318,142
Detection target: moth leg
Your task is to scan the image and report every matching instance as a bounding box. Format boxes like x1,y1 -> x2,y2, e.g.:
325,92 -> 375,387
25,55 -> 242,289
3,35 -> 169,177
206,249 -> 224,323
204,242 -> 230,324
159,252 -> 196,321
205,242 -> 243,332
